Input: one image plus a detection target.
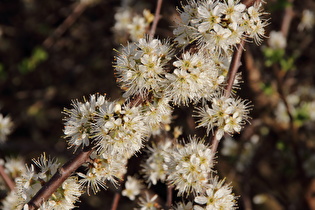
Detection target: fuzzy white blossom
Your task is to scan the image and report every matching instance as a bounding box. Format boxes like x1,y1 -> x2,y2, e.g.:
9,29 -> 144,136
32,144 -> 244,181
113,7 -> 154,42
1,190 -> 23,210
122,176 -> 143,200
142,96 -> 173,135
141,141 -> 172,185
94,100 -> 149,157
2,156 -> 26,180
298,10 -> 315,31
0,113 -> 13,143
268,31 -> 287,50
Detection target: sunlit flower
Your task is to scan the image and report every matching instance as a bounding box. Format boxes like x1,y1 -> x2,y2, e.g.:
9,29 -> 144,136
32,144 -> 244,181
194,176 -> 237,210
195,95 -> 251,140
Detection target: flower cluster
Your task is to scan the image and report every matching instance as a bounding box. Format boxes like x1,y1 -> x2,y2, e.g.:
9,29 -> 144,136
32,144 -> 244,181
166,49 -> 226,105
14,153 -> 82,210
195,95 -> 251,140
63,94 -> 149,157
194,176 -> 237,210
113,7 -> 154,43
165,137 -> 214,196
78,151 -> 128,194
115,38 -> 173,98
141,140 -> 172,185
174,0 -> 268,52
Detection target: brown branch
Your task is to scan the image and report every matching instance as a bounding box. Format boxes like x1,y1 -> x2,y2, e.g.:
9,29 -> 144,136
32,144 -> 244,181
42,3 -> 87,49
166,185 -> 173,209
110,192 -> 121,210
0,164 -> 15,191
210,39 -> 246,155
26,146 -> 94,210
149,0 -> 163,40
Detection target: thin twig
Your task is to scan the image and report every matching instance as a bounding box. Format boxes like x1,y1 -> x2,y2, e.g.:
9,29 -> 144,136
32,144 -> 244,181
110,192 -> 121,210
26,146 -> 94,210
149,0 -> 163,40
281,0 -> 294,38
0,164 -> 15,191
42,3 -> 87,49
166,185 -> 173,209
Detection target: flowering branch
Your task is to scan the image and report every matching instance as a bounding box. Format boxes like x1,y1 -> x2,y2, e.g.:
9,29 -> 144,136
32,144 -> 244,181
26,145 -> 94,210
210,39 -> 245,155
0,164 -> 15,191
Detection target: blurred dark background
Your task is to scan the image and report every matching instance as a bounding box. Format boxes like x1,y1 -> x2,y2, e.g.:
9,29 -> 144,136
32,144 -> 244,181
1,0 -> 315,209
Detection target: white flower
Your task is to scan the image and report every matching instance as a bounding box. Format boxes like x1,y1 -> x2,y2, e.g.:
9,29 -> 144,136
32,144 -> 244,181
298,10 -> 315,31
3,156 -> 26,180
113,8 -> 132,32
122,176 -> 143,200
194,176 -> 237,210
221,0 -> 246,22
136,193 -> 161,210
128,16 -> 148,41
268,31 -> 287,49
0,113 -> 13,143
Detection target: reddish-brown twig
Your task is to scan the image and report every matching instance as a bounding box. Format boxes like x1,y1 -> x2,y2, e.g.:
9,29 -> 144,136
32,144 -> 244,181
0,164 -> 15,191
149,0 -> 163,40
42,3 -> 87,49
